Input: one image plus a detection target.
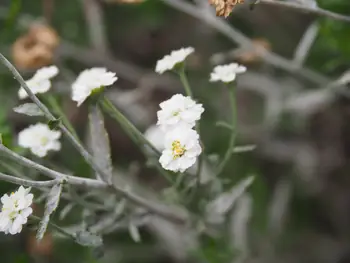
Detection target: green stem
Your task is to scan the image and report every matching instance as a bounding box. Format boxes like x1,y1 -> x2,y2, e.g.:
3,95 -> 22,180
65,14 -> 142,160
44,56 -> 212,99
195,123 -> 203,188
46,95 -> 80,142
178,69 -> 204,187
216,85 -> 237,176
178,68 -> 193,98
100,97 -> 160,156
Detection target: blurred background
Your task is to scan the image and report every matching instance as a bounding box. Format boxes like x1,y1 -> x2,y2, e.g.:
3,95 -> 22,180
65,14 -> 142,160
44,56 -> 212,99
1,0 -> 350,262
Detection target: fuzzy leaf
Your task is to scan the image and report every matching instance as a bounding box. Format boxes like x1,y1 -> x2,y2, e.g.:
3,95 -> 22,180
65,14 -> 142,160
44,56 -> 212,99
206,176 -> 254,223
128,223 -> 141,243
88,105 -> 113,184
75,230 -> 103,247
36,183 -> 63,240
13,103 -> 44,116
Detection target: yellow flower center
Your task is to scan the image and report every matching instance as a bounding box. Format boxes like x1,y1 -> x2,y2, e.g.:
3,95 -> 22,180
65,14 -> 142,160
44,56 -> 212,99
171,140 -> 186,159
40,136 -> 49,146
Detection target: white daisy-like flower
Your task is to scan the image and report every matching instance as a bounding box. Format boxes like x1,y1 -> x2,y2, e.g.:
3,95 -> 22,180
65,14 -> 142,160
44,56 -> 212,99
145,124 -> 213,182
159,126 -> 202,173
157,94 -> 204,132
18,66 -> 59,99
71,67 -> 118,106
210,63 -> 247,83
0,186 -> 33,235
155,47 -> 194,74
18,123 -> 62,157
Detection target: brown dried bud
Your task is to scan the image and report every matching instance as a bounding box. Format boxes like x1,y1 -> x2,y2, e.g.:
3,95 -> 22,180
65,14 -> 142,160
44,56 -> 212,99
12,23 -> 59,70
29,24 -> 59,50
209,0 -> 244,18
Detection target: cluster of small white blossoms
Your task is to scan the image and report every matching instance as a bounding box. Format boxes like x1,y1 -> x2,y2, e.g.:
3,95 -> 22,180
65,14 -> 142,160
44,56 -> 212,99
17,65 -> 117,157
155,47 -> 194,74
210,63 -> 247,83
153,47 -> 247,172
18,123 -> 62,157
0,186 -> 33,235
154,47 -> 205,172
18,66 -> 59,99
71,67 -> 118,106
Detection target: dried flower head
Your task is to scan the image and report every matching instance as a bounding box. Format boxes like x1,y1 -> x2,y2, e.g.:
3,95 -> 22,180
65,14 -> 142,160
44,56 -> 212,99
209,0 -> 244,18
12,23 -> 59,70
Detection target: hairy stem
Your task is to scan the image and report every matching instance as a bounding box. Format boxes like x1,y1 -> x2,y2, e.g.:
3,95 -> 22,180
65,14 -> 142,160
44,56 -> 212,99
100,97 -> 160,155
46,95 -> 80,142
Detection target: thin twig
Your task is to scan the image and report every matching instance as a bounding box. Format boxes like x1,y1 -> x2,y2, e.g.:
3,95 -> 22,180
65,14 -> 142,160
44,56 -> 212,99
0,144 -> 108,189
292,22 -> 319,67
0,171 -> 59,188
259,0 -> 350,23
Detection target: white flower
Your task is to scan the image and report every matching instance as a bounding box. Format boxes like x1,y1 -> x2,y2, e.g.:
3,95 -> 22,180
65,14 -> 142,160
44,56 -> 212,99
210,63 -> 246,83
159,127 -> 202,172
157,94 -> 204,131
18,66 -> 59,99
0,186 -> 33,235
155,47 -> 194,74
72,67 -> 118,106
18,123 -> 62,157
144,125 -> 166,152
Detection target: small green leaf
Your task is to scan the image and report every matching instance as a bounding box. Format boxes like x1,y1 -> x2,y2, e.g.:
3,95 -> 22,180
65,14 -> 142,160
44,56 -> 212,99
48,118 -> 61,130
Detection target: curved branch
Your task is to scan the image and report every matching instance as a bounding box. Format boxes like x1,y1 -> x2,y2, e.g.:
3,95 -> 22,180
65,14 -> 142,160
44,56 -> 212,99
0,171 -> 59,188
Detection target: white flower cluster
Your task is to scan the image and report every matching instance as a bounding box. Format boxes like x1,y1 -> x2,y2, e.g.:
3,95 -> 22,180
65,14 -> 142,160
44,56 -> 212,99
155,94 -> 204,173
71,67 -> 118,106
18,66 -> 59,99
155,47 -> 194,74
16,66 -> 119,158
18,123 -> 62,157
210,63 -> 247,83
0,186 -> 33,235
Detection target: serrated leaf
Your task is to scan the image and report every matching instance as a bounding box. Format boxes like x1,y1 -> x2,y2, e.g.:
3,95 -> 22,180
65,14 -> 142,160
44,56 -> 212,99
88,104 -> 113,184
36,183 -> 63,240
75,230 -> 103,247
206,176 -> 254,223
128,223 -> 141,243
13,103 -> 44,116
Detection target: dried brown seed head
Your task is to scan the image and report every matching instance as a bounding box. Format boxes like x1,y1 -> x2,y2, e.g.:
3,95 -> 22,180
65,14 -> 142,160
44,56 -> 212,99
209,0 -> 245,18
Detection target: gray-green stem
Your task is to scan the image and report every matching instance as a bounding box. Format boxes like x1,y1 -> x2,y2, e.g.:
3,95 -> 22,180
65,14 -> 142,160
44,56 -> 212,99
178,68 -> 203,187
178,68 -> 193,97
216,84 -> 237,176
100,97 -> 161,155
46,95 -> 80,142
0,171 -> 60,188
